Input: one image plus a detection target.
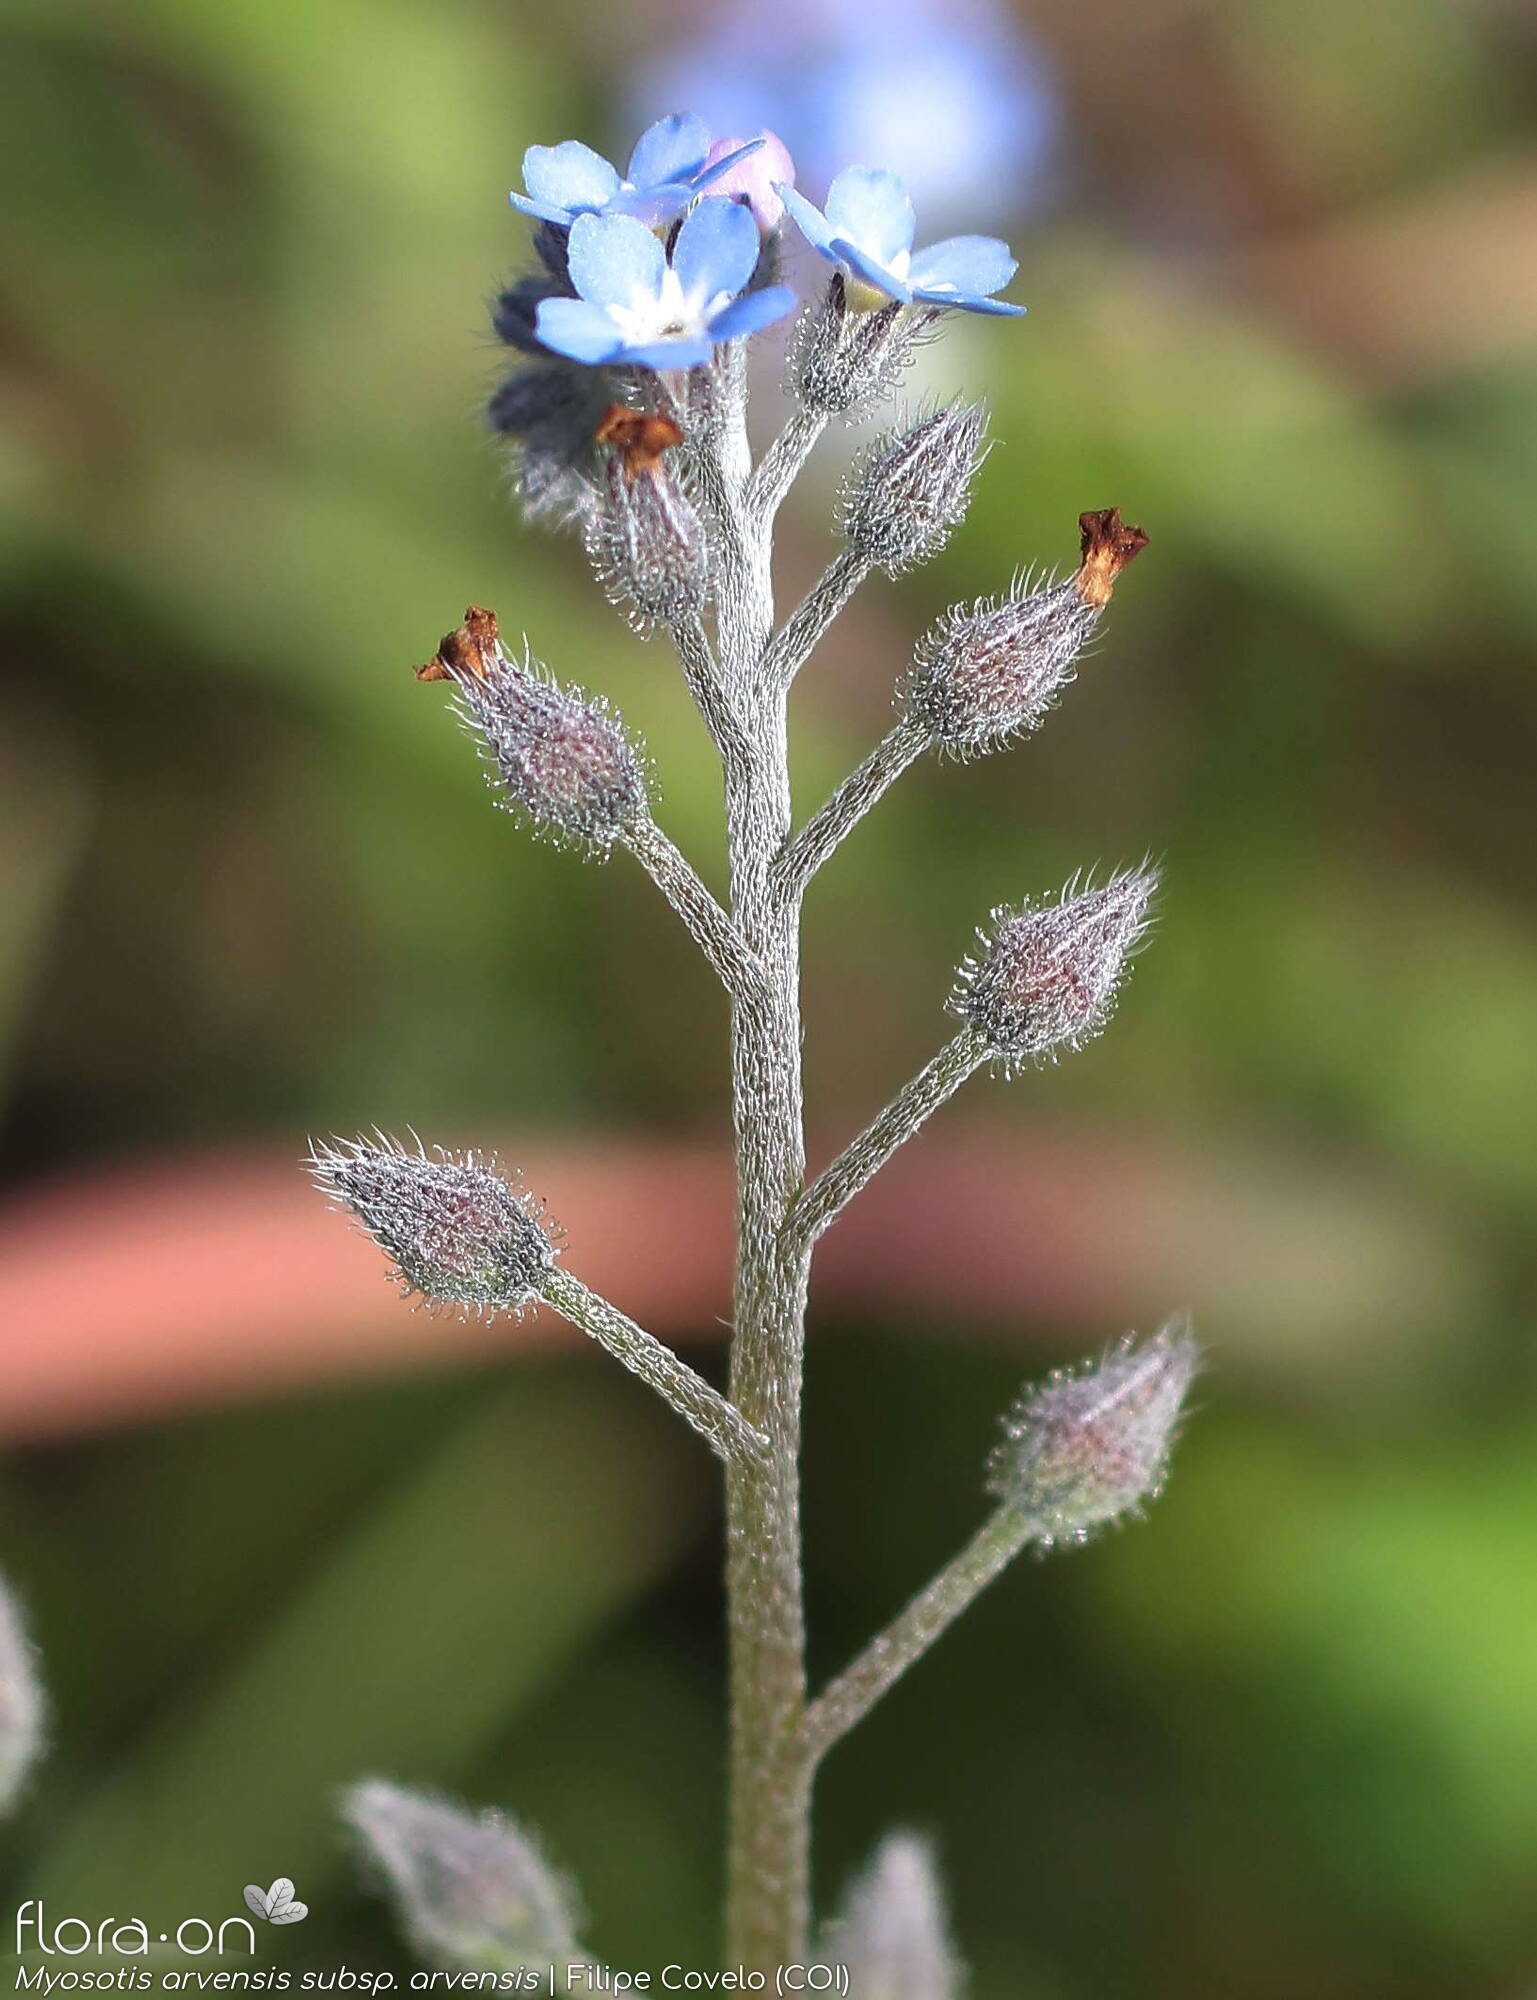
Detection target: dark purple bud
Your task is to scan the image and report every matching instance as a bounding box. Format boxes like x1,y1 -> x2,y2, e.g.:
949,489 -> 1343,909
530,222 -> 570,282
342,1782 -> 581,1973
490,276 -> 565,355
952,865 -> 1158,1066
987,1323 -> 1199,1543
487,367 -> 609,522
843,401 -> 987,575
310,1136 -> 555,1313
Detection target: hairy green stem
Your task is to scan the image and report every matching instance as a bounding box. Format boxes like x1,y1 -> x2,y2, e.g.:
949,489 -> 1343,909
798,1504 -> 1034,1767
623,818 -> 764,1007
540,1268 -> 767,1466
709,343 -> 816,1971
763,547 -> 870,691
773,720 -> 930,904
750,407 -> 829,527
788,1030 -> 989,1252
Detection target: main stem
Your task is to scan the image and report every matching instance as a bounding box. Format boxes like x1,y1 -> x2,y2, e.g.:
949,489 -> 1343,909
711,349 -> 815,1970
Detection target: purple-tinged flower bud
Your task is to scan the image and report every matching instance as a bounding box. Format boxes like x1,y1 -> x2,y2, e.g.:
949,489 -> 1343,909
904,580 -> 1093,754
789,275 -> 935,416
951,865 -> 1158,1067
701,130 -> 796,232
987,1323 -> 1199,1544
821,1833 -> 960,2000
585,447 -> 710,632
310,1135 -> 556,1314
0,1577 -> 45,1815
417,607 -> 649,851
342,1782 -> 582,1974
902,509 -> 1147,755
843,401 -> 988,575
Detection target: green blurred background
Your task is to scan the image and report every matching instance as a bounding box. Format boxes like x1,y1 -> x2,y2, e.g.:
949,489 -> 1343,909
3,0 -> 1537,1993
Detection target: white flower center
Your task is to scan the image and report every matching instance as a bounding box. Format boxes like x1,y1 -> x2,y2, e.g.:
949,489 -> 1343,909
606,267 -> 727,345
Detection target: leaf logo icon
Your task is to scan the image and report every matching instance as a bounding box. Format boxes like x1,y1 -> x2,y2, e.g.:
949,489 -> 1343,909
243,1878 -> 309,1925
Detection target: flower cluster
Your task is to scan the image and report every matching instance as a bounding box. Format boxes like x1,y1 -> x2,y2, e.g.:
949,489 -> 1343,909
488,113 -> 1026,519
317,103 -> 1187,1987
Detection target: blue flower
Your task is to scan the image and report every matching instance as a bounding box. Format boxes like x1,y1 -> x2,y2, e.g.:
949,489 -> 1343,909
534,199 -> 796,371
777,166 -> 1024,315
511,114 -> 764,230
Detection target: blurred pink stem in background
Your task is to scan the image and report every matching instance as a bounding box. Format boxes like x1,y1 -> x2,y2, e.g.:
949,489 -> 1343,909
0,1127 -> 1462,1440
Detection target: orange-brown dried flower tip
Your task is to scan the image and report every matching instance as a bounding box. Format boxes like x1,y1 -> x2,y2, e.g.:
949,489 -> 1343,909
415,605 -> 502,683
1074,508 -> 1149,610
594,404 -> 685,482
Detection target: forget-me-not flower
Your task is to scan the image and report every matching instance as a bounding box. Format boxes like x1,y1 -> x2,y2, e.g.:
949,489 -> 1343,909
511,114 -> 764,230
534,198 -> 796,371
777,166 -> 1024,315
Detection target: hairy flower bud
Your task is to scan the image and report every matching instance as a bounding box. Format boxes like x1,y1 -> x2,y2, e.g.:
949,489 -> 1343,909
952,865 -> 1158,1068
343,1782 -> 582,1974
988,1323 -> 1199,1543
789,275 -> 935,416
0,1577 -> 45,1815
487,365 -> 609,521
902,510 -> 1148,754
310,1135 -> 556,1313
585,452 -> 710,631
418,607 -> 649,851
821,1833 -> 960,2000
843,402 -> 987,575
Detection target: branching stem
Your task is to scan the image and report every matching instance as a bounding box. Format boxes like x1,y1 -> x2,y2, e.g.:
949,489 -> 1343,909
788,1030 -> 988,1252
773,720 -> 929,904
751,407 -> 830,526
798,1504 -> 1033,1767
670,616 -> 753,774
540,1267 -> 768,1466
623,819 -> 764,1007
763,547 -> 870,691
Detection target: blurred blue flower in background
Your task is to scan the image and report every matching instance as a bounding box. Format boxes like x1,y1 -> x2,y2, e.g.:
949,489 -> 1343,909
535,199 -> 796,368
631,0 -> 1058,231
779,166 -> 1025,314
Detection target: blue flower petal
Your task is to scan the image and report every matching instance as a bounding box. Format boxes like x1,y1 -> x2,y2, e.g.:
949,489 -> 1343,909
906,235 -> 1017,301
523,140 -> 621,216
707,284 -> 797,342
605,183 -> 697,226
626,114 -> 710,192
620,335 -> 715,371
673,198 -> 760,305
777,184 -> 838,259
535,297 -> 624,364
824,168 -> 917,265
829,236 -> 912,304
917,291 -> 1028,317
691,137 -> 766,191
566,212 -> 666,310
509,190 -> 577,227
